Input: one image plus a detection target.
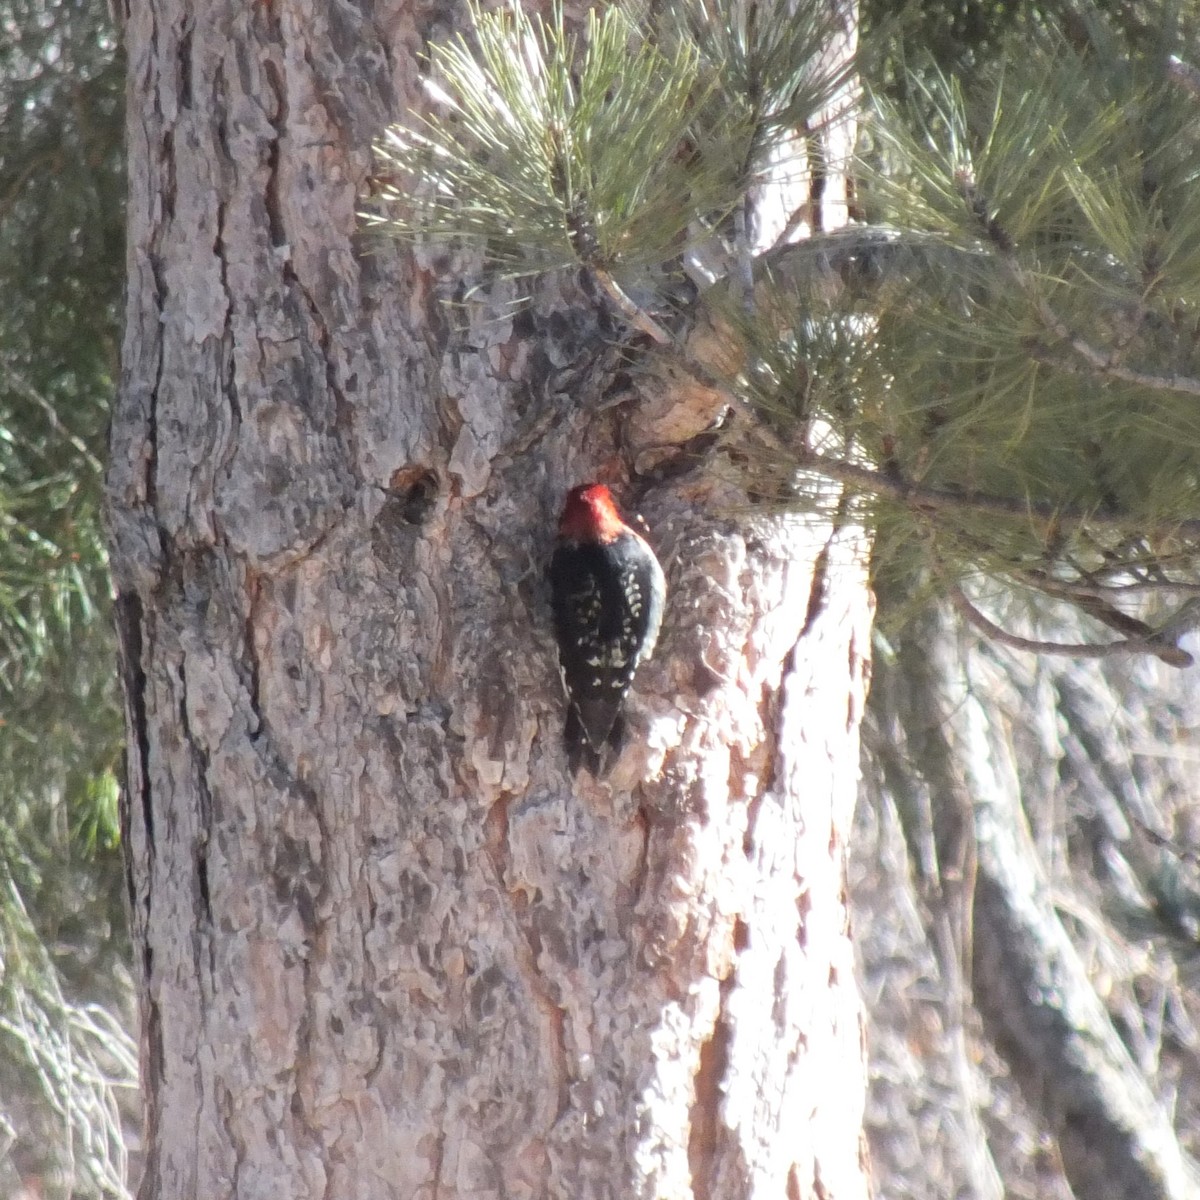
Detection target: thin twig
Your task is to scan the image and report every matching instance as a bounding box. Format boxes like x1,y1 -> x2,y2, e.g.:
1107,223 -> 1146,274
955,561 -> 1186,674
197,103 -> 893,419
1129,813 -> 1200,865
948,583 -> 1193,667
1021,570 -> 1200,600
794,451 -> 1200,536
588,266 -> 673,345
1168,55 -> 1200,100
1026,339 -> 1200,396
957,173 -> 1200,396
769,201 -> 813,252
0,358 -> 105,473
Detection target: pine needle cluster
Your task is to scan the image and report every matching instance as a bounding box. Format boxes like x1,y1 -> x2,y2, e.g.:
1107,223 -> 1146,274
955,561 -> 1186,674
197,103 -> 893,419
853,23 -> 1200,657
368,3 -> 721,277
366,0 -> 852,284
367,0 -> 1200,663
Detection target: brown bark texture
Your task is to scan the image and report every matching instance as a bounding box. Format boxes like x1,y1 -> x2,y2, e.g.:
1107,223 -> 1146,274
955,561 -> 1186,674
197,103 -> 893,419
108,1 -> 873,1198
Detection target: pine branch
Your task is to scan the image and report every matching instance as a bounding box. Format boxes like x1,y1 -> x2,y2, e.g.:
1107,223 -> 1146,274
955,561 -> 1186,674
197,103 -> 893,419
956,172 -> 1200,397
948,584 -> 1194,667
0,358 -> 104,473
589,267 -> 672,344
1022,569 -> 1200,601
794,451 -> 1200,538
1024,341 -> 1200,397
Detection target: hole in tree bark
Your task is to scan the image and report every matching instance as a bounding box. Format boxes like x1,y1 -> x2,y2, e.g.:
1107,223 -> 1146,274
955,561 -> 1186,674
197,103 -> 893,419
386,467 -> 440,526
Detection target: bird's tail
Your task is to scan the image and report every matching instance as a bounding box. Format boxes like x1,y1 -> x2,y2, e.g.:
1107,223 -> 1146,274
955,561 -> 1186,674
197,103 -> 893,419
564,706 -> 626,776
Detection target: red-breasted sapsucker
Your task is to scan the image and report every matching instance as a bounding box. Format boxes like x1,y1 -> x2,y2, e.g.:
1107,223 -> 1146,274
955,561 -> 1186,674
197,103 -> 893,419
549,482 -> 667,774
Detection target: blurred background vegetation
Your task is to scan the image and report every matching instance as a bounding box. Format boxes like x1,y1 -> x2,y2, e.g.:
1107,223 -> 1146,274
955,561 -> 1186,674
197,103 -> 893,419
0,0 -> 132,1195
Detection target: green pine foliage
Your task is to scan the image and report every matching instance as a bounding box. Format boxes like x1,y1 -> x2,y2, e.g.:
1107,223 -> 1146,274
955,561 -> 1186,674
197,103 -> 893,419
370,0 -> 1200,661
0,0 -> 123,838
852,21 -> 1200,629
366,0 -> 853,284
368,2 -> 731,276
663,0 -> 861,186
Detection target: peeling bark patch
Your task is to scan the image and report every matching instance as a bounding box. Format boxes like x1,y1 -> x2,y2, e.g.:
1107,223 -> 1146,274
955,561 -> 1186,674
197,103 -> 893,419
732,916 -> 750,955
787,1163 -> 803,1200
262,58 -> 288,249
797,881 -> 813,925
813,1162 -> 830,1200
688,982 -> 732,1200
482,793 -> 512,882
115,590 -> 155,910
801,538 -> 832,638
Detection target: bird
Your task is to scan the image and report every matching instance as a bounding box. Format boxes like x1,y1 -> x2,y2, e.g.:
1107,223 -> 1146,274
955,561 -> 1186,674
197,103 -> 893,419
548,482 -> 666,774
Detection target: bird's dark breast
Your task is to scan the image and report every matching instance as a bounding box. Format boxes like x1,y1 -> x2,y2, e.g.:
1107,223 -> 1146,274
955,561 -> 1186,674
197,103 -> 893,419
550,542 -> 640,741
548,525 -> 665,771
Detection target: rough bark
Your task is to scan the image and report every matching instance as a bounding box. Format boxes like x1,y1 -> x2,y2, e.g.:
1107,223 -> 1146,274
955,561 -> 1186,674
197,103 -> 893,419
108,1 -> 873,1198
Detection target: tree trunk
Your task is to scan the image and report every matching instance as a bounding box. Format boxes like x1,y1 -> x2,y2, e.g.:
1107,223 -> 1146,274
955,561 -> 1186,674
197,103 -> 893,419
107,1 -> 872,1197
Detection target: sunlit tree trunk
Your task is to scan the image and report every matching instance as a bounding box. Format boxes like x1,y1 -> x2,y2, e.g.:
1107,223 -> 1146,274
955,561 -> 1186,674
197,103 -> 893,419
107,1 -> 872,1196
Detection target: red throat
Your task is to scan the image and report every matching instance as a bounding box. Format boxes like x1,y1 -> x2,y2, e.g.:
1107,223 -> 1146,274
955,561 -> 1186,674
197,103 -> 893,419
558,483 -> 625,542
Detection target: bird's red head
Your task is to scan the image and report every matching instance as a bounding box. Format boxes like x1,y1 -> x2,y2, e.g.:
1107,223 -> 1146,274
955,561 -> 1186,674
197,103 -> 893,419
558,482 -> 625,542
